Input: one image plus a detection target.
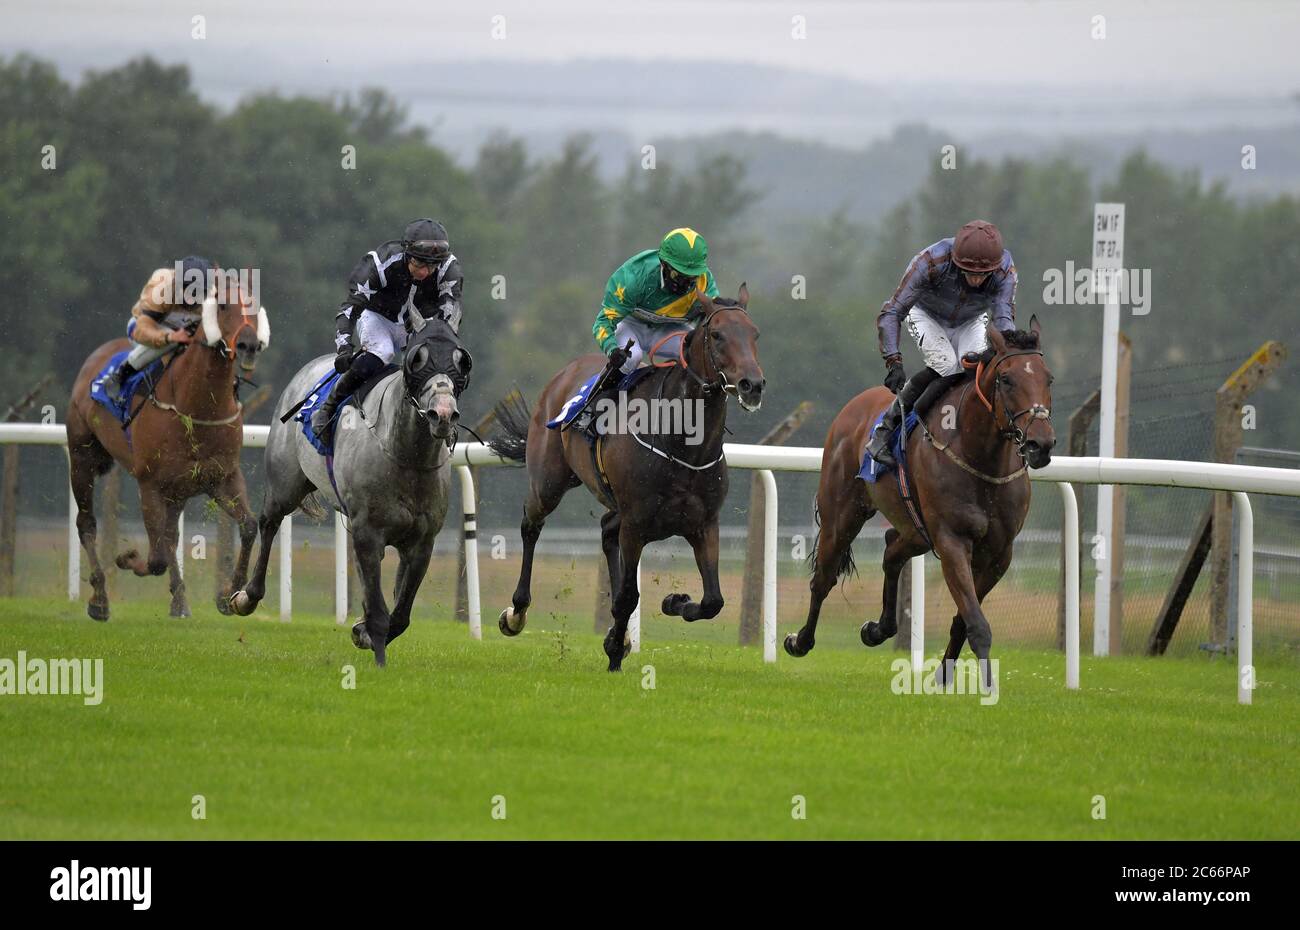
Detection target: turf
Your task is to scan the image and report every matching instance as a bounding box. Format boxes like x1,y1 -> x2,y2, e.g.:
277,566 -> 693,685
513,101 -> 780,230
1,597 -> 1297,839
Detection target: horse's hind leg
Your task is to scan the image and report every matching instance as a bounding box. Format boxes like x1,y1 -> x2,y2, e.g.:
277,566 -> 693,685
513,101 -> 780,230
661,521 -> 724,622
209,468 -> 257,614
499,477 -> 569,637
785,495 -> 871,657
68,438 -> 113,622
861,526 -> 929,647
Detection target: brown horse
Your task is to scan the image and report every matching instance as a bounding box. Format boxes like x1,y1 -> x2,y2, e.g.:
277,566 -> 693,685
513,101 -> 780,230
65,278 -> 269,621
784,317 -> 1054,686
488,287 -> 764,671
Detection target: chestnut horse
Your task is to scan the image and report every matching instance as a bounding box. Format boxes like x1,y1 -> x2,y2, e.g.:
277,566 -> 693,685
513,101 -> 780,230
65,278 -> 269,621
488,288 -> 764,671
784,318 -> 1054,687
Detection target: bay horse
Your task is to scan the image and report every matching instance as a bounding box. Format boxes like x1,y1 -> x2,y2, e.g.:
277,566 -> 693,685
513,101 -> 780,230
488,287 -> 764,671
231,320 -> 471,668
784,318 -> 1054,687
65,276 -> 269,621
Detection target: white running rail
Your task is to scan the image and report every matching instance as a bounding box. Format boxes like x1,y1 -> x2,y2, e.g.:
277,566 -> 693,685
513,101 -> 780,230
7,422 -> 1298,704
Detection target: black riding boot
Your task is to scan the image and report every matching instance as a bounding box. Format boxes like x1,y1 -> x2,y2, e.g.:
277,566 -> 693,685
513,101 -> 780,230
569,354 -> 627,438
866,368 -> 939,468
311,352 -> 383,447
911,371 -> 967,426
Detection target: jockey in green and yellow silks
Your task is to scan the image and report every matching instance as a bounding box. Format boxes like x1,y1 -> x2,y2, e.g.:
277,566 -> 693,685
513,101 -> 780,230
571,228 -> 718,435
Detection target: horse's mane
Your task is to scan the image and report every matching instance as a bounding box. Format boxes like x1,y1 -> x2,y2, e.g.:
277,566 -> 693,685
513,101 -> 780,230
1002,328 -> 1040,350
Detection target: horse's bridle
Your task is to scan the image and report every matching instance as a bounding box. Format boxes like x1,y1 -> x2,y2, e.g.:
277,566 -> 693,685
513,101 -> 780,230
680,304 -> 748,396
971,348 -> 1052,457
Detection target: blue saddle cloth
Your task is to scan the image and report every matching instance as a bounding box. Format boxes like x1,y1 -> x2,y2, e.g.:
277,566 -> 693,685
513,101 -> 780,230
545,365 -> 656,430
858,409 -> 921,483
89,350 -> 164,425
294,370 -> 350,455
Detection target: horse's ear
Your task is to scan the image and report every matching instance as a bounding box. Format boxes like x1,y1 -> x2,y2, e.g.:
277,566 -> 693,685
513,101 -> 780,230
695,290 -> 715,314
987,323 -> 1007,354
737,282 -> 749,309
1029,314 -> 1041,337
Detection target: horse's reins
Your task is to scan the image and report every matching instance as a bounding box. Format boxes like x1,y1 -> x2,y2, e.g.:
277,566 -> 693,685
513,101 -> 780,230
136,320 -> 244,428
921,348 -> 1049,483
621,303 -> 747,471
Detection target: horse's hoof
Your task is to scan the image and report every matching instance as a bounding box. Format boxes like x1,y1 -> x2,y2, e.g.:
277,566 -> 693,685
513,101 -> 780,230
115,550 -> 137,571
661,593 -> 691,616
215,594 -> 234,616
784,633 -> 809,658
603,627 -> 632,665
351,620 -> 371,650
499,607 -> 525,636
860,620 -> 887,647
170,604 -> 191,619
230,590 -> 255,616
87,603 -> 110,623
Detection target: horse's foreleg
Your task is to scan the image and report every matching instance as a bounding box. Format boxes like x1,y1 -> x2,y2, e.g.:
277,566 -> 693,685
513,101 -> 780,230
600,509 -> 622,597
933,530 -> 994,691
210,471 -> 257,614
605,528 -> 645,672
937,548 -> 1014,685
662,522 -> 723,622
351,526 -> 391,667
786,495 -> 870,657
117,484 -> 171,580
387,535 -> 433,645
164,498 -> 189,618
69,444 -> 112,622
232,471 -> 312,617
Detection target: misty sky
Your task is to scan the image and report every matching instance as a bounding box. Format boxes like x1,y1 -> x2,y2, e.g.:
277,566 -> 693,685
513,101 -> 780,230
5,0 -> 1297,92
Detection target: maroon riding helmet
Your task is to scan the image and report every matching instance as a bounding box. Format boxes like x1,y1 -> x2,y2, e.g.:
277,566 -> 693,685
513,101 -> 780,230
952,220 -> 1005,273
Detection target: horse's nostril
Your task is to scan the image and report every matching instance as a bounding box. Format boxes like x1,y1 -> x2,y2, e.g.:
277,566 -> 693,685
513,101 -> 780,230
739,379 -> 753,393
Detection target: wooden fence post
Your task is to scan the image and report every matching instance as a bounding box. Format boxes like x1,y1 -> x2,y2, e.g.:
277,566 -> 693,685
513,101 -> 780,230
1209,342 -> 1286,644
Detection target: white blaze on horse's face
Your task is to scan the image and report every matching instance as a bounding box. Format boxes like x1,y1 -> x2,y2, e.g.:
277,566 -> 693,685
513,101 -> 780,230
421,373 -> 459,438
1024,360 -> 1034,375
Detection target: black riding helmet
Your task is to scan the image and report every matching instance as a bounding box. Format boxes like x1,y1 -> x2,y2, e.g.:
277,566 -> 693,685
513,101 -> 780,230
178,255 -> 214,306
403,218 -> 451,264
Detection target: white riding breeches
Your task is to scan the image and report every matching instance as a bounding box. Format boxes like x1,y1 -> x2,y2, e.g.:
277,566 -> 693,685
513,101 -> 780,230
124,311 -> 194,368
612,317 -> 694,374
355,308 -> 408,364
906,307 -> 990,376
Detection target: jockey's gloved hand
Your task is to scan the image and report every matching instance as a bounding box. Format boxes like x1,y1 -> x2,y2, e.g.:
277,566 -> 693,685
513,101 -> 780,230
883,355 -> 906,394
608,342 -> 632,373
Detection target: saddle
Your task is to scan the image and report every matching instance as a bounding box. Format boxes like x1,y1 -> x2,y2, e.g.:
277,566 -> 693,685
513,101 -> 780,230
89,351 -> 166,427
292,363 -> 397,456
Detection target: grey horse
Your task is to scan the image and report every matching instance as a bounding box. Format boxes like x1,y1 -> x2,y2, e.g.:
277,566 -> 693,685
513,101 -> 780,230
231,321 -> 472,666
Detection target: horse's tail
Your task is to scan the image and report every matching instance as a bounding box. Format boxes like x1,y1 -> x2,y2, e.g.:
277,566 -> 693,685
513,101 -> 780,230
806,496 -> 858,580
299,492 -> 328,522
486,387 -> 530,463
